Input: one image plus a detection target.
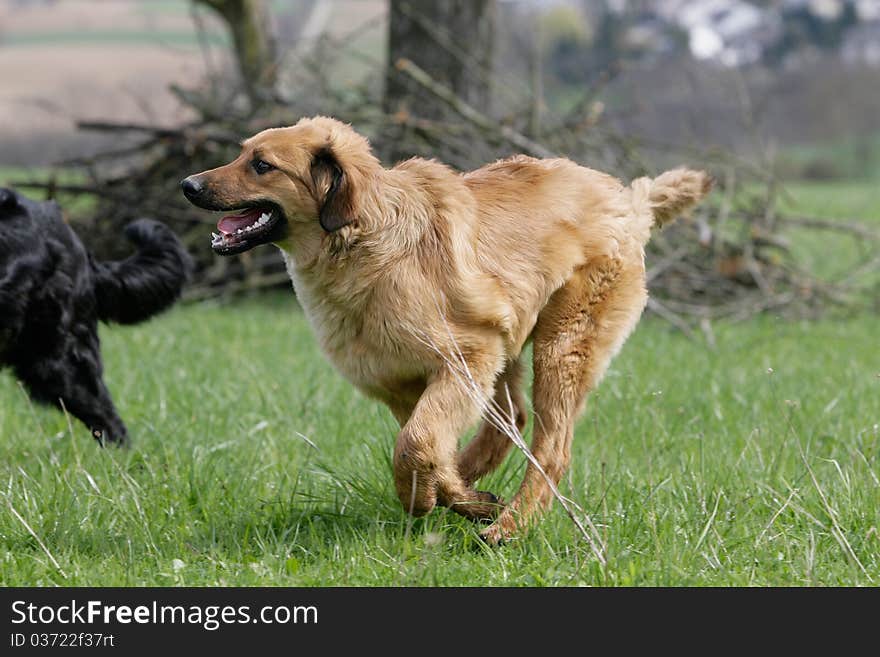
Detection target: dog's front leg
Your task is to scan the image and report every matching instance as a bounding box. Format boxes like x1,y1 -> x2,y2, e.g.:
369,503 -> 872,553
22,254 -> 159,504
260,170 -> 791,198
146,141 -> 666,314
393,365 -> 504,522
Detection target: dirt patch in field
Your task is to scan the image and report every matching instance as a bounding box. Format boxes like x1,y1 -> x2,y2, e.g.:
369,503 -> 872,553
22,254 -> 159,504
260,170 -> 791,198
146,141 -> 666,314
0,0 -> 224,165
0,0 -> 386,166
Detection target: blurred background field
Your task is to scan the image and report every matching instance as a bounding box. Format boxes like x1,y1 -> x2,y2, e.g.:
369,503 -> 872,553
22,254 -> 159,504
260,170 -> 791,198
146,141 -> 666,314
2,0 -> 878,309
0,0 -> 877,585
0,1 -> 384,164
2,0 -> 879,172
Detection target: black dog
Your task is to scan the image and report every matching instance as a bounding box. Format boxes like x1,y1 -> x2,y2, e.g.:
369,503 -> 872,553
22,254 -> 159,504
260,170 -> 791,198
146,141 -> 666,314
0,188 -> 191,445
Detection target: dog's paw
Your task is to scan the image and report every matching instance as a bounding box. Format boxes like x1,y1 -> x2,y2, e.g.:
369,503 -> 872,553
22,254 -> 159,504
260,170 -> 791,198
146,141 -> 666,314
474,490 -> 506,522
479,524 -> 510,546
449,490 -> 505,523
479,509 -> 520,546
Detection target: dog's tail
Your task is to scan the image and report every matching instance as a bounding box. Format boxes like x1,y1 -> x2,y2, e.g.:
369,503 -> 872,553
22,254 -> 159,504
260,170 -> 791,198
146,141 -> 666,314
630,168 -> 714,228
91,219 -> 192,325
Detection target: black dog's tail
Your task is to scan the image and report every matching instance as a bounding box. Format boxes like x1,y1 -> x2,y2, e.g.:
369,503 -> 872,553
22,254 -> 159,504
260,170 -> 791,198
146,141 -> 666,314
91,219 -> 192,325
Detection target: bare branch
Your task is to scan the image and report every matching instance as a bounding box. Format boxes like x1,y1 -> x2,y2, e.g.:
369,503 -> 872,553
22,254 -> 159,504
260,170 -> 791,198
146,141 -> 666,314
394,57 -> 557,159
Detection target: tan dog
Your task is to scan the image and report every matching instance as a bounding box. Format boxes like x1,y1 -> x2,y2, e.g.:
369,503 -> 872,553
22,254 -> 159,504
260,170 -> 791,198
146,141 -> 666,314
182,116 -> 712,544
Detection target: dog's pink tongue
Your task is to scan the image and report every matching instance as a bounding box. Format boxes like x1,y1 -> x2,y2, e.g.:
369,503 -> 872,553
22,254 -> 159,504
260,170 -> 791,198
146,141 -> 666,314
218,208 -> 262,235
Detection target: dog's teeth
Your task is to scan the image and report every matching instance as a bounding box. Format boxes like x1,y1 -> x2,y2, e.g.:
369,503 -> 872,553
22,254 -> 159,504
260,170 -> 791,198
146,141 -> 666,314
260,212 -> 269,222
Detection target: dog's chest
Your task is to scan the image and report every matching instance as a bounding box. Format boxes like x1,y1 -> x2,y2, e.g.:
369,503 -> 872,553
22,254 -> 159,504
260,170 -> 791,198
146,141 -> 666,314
282,252 -> 428,394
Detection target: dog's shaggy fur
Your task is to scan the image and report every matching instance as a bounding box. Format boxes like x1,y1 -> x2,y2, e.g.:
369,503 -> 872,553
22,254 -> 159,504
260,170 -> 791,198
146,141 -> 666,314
182,116 -> 712,543
0,188 -> 191,445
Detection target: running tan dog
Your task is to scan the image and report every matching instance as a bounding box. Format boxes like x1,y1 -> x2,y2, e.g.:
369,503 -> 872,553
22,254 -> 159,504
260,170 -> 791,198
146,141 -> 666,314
181,116 -> 712,544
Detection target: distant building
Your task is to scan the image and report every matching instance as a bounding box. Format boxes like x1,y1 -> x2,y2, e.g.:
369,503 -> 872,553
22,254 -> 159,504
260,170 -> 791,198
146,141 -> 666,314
522,0 -> 878,69
653,0 -> 874,67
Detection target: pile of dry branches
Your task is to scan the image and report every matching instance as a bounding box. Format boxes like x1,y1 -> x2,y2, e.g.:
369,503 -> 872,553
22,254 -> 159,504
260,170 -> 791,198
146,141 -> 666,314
14,25 -> 878,329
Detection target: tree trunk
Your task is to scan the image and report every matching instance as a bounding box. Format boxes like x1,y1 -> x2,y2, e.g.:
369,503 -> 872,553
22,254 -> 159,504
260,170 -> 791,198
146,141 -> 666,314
383,0 -> 496,162
194,0 -> 278,106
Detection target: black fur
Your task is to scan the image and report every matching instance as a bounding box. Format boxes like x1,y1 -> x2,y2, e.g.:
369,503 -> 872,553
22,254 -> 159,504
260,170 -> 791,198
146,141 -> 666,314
0,188 -> 191,445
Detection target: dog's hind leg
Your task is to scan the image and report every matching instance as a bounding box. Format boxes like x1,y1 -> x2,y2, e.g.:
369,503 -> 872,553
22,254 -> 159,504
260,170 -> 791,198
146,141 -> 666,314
481,257 -> 647,545
457,357 -> 527,486
393,349 -> 506,522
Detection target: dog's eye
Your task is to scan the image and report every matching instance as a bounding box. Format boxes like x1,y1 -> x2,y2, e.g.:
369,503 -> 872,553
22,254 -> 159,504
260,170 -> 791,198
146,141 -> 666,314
252,159 -> 274,175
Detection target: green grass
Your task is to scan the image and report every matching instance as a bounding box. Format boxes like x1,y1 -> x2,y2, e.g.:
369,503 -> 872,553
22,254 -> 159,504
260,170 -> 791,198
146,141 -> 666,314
738,179 -> 880,285
0,167 -> 97,216
0,166 -> 79,186
779,181 -> 880,222
777,133 -> 880,182
1,31 -> 224,49
0,181 -> 877,586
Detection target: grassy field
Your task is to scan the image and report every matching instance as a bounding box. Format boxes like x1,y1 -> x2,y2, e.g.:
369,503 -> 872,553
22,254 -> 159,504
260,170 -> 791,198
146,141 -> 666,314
0,183 -> 877,586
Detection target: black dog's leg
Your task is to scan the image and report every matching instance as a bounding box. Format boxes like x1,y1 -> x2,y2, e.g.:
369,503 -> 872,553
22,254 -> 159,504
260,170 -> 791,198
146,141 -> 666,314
16,354 -> 129,446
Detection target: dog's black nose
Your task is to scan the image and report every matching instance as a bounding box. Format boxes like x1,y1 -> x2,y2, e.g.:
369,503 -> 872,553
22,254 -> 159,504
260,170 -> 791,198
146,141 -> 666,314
180,176 -> 204,201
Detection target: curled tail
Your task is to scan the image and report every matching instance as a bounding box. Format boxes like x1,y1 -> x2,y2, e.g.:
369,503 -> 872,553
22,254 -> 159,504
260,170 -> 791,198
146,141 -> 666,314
91,219 -> 192,325
631,168 -> 714,228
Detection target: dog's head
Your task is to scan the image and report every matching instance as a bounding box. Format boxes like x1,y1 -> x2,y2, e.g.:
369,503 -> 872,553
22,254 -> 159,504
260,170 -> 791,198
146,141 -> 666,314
181,116 -> 378,255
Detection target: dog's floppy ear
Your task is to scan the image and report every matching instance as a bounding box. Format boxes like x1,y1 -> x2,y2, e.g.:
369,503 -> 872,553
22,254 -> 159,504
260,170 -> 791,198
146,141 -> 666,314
0,188 -> 17,210
311,147 -> 356,232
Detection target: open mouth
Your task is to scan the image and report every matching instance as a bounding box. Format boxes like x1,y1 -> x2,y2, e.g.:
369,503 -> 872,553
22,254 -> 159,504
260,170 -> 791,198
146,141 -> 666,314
210,205 -> 286,255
